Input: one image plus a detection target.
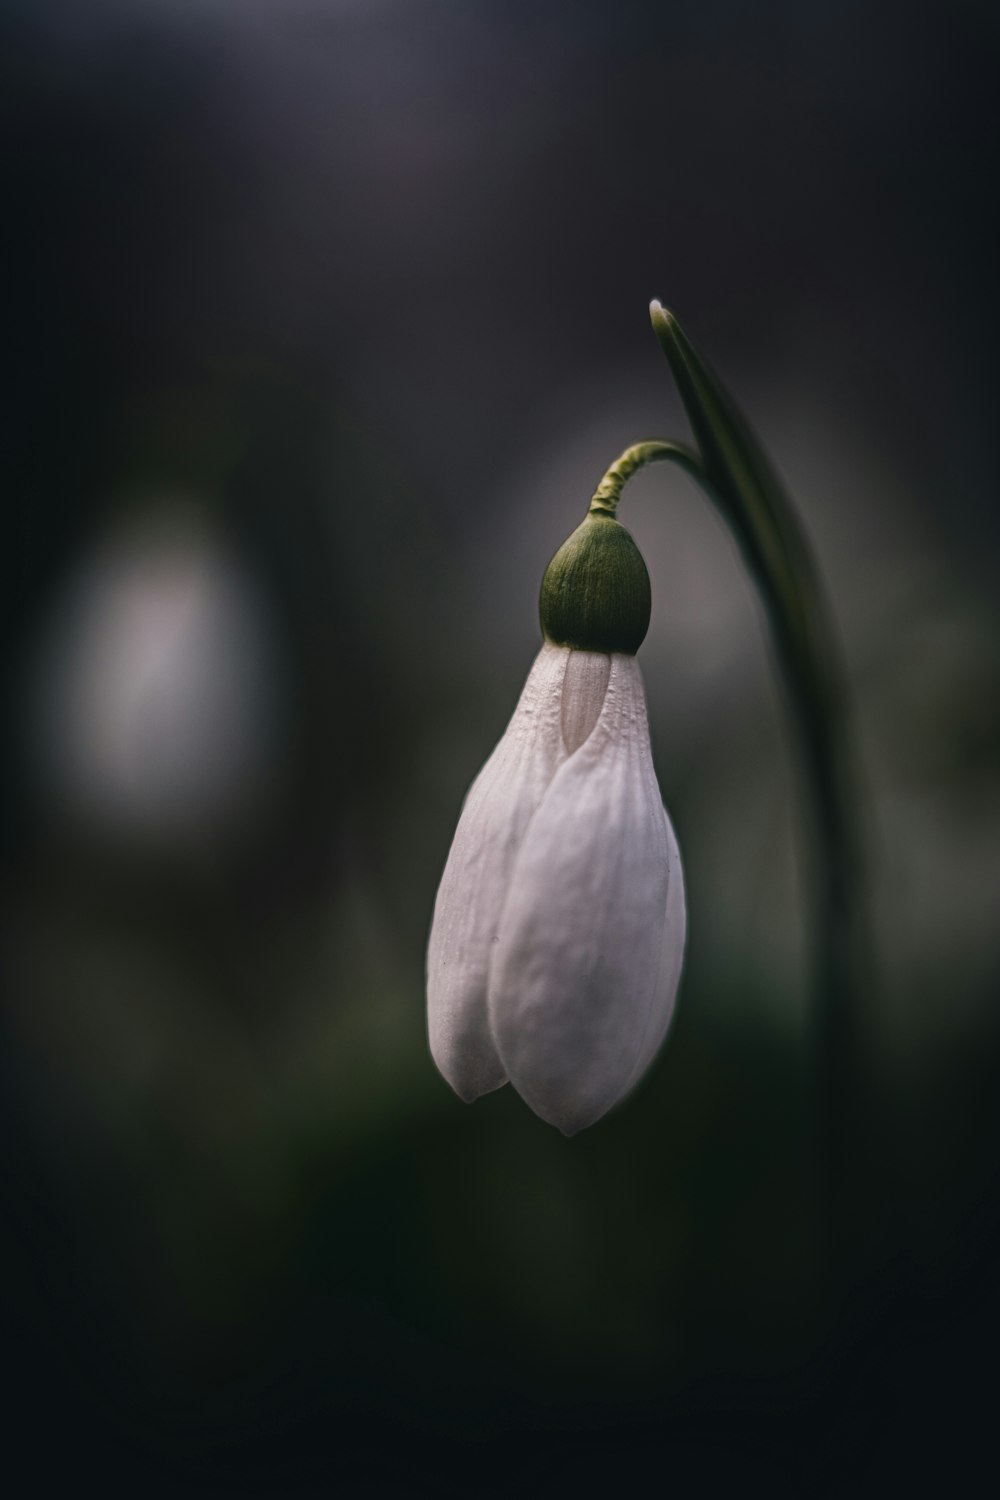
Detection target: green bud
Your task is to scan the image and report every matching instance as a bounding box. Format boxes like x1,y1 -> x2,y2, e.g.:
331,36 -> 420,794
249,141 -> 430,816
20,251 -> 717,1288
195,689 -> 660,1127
539,512 -> 651,655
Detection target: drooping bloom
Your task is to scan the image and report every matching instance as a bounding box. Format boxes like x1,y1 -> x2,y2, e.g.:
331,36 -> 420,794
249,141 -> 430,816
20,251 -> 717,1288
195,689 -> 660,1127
427,508 -> 686,1134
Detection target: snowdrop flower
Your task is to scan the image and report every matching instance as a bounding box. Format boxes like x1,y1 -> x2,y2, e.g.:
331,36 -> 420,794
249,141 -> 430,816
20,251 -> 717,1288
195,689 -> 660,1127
427,507 -> 686,1134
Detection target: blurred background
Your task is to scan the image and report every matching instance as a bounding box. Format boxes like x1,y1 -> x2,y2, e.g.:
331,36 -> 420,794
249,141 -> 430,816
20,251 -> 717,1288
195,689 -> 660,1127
3,1 -> 999,1492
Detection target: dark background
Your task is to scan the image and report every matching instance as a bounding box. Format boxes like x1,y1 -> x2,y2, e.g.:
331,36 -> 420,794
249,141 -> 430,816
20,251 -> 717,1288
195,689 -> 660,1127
3,1 -> 999,1493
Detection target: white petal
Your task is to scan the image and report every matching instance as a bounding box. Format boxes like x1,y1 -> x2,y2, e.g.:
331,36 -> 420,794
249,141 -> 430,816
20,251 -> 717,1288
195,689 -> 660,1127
623,805 -> 686,1093
427,642 -> 570,1101
560,651 -> 611,754
488,654 -> 671,1134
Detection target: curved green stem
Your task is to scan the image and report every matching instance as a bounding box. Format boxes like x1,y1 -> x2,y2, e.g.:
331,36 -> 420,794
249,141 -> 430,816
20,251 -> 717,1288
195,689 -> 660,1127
588,441 -> 704,515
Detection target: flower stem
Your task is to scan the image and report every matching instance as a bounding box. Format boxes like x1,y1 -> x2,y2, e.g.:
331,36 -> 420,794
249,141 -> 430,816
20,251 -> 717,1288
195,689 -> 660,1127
595,307 -> 870,1234
588,441 -> 704,515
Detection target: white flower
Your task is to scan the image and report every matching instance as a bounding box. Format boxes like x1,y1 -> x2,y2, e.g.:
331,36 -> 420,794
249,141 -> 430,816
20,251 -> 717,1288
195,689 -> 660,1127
427,641 -> 685,1135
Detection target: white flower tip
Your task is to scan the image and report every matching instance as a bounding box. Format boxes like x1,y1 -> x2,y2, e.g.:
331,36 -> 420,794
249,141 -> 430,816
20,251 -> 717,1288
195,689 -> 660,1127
429,1025 -> 508,1104
505,1071 -> 626,1137
553,1106 -> 607,1139
449,1070 -> 508,1106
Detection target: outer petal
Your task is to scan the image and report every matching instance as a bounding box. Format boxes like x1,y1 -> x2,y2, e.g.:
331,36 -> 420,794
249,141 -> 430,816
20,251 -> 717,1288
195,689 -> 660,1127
488,654 -> 671,1134
623,805 -> 686,1094
427,643 -> 570,1100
